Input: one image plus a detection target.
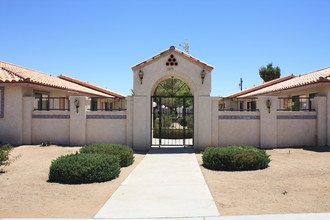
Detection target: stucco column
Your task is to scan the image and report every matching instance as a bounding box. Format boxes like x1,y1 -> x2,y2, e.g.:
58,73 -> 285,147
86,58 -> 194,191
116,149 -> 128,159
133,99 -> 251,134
259,96 -> 278,148
69,96 -> 87,146
23,97 -> 34,144
126,96 -> 133,148
195,95 -> 212,150
211,97 -> 219,146
132,95 -> 149,151
315,96 -> 327,146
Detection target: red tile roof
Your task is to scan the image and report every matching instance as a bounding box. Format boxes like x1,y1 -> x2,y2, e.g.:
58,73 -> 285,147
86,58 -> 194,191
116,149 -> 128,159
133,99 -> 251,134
58,75 -> 125,98
226,74 -> 295,98
131,46 -> 214,72
229,67 -> 330,98
0,61 -> 122,98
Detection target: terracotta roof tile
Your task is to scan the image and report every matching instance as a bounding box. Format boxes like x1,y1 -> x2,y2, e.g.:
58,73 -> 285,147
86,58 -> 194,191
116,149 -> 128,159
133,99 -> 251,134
236,67 -> 330,98
58,75 -> 125,98
0,61 -> 119,97
226,74 -> 295,98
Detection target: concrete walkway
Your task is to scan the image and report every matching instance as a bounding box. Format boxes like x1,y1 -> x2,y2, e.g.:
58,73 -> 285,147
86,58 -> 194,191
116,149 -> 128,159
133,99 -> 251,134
94,148 -> 219,218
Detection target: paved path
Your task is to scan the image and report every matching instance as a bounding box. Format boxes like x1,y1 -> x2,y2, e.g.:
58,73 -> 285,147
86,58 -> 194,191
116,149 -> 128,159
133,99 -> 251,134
94,148 -> 219,218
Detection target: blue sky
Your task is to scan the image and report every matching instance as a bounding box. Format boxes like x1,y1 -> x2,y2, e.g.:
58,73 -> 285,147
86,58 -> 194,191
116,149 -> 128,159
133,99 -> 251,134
1,0 -> 329,96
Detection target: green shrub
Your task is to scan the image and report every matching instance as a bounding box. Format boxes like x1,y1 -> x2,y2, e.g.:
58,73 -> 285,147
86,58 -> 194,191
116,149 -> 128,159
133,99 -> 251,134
80,144 -> 134,167
153,129 -> 193,139
202,145 -> 270,171
49,153 -> 120,184
0,144 -> 13,168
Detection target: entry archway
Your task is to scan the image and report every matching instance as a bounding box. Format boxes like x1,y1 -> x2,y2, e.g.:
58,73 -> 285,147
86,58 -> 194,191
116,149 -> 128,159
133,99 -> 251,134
151,77 -> 194,147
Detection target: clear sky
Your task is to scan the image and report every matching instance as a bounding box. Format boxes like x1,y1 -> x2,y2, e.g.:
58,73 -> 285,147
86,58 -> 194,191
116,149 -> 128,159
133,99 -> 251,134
1,0 -> 329,96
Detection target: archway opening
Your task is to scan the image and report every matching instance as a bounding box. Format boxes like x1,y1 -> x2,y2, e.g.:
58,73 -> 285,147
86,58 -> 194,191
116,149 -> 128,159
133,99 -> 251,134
151,78 -> 194,147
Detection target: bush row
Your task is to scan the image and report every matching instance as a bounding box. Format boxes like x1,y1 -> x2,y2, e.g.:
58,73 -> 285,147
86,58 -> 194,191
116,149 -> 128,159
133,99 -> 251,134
153,129 -> 193,139
80,144 -> 134,167
49,143 -> 134,184
202,145 -> 270,171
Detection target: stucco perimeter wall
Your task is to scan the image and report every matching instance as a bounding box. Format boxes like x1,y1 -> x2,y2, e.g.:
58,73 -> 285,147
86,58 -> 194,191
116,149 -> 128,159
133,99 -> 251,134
0,86 -> 23,145
277,112 -> 317,147
86,111 -> 127,145
31,111 -> 70,145
218,112 -> 260,147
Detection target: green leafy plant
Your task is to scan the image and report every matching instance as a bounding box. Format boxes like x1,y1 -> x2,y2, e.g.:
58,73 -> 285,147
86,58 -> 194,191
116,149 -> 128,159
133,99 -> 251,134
202,145 -> 270,171
48,153 -> 120,184
0,144 -> 13,168
80,144 -> 134,167
153,129 -> 193,139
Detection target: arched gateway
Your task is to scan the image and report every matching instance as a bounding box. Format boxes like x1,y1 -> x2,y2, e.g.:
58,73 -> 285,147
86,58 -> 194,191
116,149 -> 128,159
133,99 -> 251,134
151,78 -> 194,147
130,46 -> 214,150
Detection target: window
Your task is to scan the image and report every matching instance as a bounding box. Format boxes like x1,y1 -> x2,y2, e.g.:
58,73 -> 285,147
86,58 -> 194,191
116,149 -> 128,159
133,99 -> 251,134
247,101 -> 257,111
59,97 -> 66,110
0,87 -> 4,118
219,103 -> 225,111
292,96 -> 300,111
309,93 -> 317,111
239,101 -> 244,111
91,98 -> 98,111
34,91 -> 49,111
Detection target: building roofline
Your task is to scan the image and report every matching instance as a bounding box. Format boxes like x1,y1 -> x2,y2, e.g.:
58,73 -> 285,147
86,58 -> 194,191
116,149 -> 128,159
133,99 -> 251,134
58,75 -> 126,98
226,74 -> 296,98
131,46 -> 214,72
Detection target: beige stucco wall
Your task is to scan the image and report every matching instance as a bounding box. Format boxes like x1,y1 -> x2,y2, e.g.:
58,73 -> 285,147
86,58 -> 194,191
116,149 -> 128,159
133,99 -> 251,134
277,112 -> 317,147
0,86 -> 23,145
218,112 -> 260,147
31,111 -> 70,145
86,111 -> 127,145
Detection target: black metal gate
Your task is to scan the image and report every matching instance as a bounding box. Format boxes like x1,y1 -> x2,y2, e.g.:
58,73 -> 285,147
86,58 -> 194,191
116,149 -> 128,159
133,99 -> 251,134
151,96 -> 194,147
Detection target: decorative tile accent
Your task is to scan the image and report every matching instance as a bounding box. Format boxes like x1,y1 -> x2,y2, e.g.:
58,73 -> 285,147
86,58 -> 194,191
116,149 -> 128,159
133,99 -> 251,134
32,115 -> 70,119
0,87 -> 4,118
86,115 -> 127,119
219,115 -> 260,120
277,115 -> 317,119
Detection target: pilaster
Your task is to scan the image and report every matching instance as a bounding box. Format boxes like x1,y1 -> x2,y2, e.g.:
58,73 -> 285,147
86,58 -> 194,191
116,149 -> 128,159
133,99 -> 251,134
69,96 -> 87,146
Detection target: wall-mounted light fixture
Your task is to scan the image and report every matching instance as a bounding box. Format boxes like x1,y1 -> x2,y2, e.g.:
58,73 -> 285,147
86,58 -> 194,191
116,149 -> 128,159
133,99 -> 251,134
201,69 -> 206,84
266,98 -> 271,113
138,70 -> 144,84
74,98 -> 80,113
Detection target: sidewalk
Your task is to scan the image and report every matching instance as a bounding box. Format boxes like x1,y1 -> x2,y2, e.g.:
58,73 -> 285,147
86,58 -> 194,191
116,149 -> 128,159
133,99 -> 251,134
94,148 -> 220,218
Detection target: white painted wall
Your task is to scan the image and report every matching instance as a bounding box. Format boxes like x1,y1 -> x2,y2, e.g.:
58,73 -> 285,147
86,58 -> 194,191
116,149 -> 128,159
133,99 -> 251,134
0,87 -> 23,145
31,111 -> 70,145
86,111 -> 127,145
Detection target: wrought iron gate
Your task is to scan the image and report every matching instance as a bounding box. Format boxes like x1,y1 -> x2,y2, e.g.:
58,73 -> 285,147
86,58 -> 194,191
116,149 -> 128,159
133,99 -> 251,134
151,96 -> 194,147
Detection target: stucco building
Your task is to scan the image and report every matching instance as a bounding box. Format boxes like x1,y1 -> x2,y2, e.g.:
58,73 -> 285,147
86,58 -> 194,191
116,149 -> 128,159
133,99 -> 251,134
1,47 -> 329,149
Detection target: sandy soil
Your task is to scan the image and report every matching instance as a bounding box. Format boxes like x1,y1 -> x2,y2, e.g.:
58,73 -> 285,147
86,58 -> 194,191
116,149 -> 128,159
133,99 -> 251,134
0,145 -> 145,218
196,147 -> 330,216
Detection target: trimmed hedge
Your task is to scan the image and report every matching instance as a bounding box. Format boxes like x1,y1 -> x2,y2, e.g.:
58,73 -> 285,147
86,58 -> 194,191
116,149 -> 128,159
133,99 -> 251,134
153,129 -> 193,139
80,144 -> 134,167
202,145 -> 270,171
49,153 -> 120,184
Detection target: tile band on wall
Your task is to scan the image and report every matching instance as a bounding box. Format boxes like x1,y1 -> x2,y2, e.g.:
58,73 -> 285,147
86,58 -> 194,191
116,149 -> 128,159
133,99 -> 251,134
32,115 -> 70,119
277,115 -> 317,119
86,115 -> 127,119
218,115 -> 260,120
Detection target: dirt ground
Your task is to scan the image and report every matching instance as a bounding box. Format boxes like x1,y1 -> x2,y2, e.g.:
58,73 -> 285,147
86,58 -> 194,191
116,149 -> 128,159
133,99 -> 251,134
196,147 -> 330,216
0,145 -> 145,218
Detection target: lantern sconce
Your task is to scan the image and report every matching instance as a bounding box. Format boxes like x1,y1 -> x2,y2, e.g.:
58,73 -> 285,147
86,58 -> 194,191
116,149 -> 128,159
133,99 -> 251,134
266,98 -> 271,113
138,70 -> 144,84
74,98 -> 80,113
201,69 -> 206,84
